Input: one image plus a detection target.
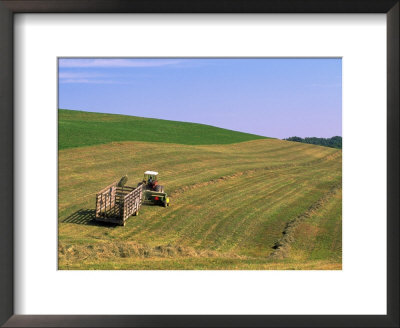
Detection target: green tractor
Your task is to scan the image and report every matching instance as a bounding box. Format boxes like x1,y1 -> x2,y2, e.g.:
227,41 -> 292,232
139,171 -> 170,207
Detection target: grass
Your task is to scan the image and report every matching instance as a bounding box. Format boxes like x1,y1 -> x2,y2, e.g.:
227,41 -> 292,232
289,188 -> 342,262
58,113 -> 342,270
58,109 -> 267,149
60,257 -> 342,270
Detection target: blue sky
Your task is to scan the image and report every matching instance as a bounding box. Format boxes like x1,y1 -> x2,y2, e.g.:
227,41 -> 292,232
58,58 -> 341,139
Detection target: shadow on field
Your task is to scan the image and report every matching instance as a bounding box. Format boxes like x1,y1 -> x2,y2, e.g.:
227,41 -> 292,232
62,209 -> 118,227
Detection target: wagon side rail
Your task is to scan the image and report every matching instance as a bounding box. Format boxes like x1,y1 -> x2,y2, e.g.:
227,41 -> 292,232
95,181 -> 117,219
123,184 -> 143,222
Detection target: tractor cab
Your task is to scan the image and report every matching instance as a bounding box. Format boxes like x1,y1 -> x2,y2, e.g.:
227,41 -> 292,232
140,171 -> 169,207
143,171 -> 158,190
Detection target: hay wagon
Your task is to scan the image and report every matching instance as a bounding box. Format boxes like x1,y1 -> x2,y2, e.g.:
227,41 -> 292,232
95,181 -> 143,226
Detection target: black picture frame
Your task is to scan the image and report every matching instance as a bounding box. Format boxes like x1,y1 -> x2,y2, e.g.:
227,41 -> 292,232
0,1 -> 398,327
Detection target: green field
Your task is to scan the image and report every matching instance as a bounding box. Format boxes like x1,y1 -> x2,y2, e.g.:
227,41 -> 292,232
59,109 -> 266,149
58,109 -> 342,270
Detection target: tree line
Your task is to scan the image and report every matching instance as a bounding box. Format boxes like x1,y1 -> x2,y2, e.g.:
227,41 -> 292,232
284,136 -> 342,149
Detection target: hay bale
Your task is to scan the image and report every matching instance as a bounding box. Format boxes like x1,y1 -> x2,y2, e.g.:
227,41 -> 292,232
118,175 -> 128,187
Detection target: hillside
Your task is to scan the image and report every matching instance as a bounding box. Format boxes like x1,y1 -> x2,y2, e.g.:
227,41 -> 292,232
58,109 -> 266,149
58,136 -> 342,269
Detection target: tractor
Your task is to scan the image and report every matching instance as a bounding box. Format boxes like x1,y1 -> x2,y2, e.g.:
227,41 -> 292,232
139,171 -> 170,207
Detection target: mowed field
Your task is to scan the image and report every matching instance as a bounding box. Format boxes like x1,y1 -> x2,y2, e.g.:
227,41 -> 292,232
58,110 -> 342,270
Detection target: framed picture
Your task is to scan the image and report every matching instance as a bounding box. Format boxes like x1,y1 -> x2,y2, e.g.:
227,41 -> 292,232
0,0 -> 398,327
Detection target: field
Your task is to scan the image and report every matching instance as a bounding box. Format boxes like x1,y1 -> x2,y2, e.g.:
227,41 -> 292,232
58,110 -> 342,270
59,109 -> 265,149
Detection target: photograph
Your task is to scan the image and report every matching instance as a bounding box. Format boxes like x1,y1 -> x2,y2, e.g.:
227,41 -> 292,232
58,58 -> 342,270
